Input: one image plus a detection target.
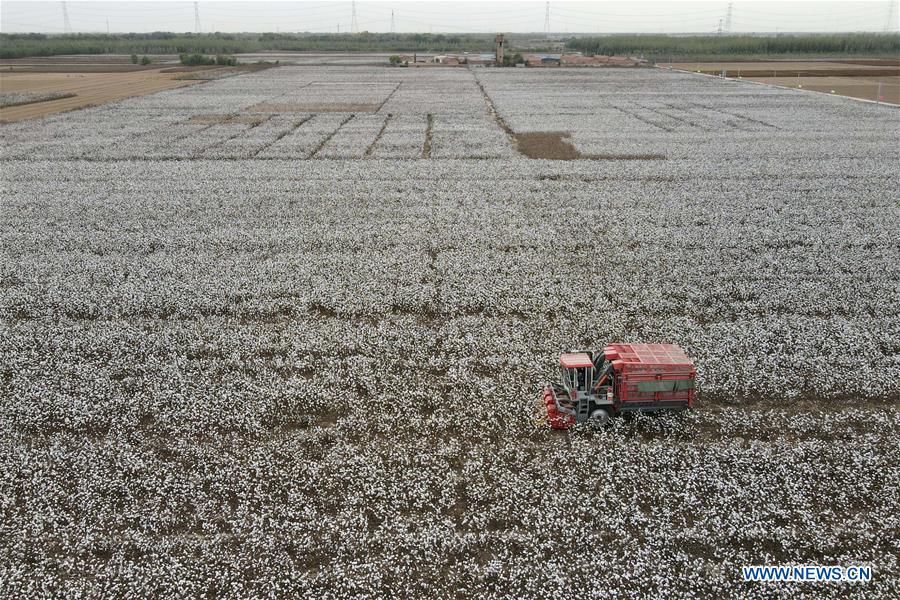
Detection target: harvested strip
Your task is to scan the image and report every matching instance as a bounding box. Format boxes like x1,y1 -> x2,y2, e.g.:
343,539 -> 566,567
471,70 -> 515,136
308,114 -> 355,158
365,114 -> 394,157
422,114 -> 434,159
611,105 -> 674,132
376,82 -> 403,113
195,116 -> 272,158
250,115 -> 314,158
252,103 -> 378,113
188,114 -> 268,125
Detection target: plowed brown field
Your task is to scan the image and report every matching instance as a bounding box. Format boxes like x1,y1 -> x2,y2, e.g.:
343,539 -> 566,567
0,69 -> 202,122
669,60 -> 899,104
746,75 -> 900,104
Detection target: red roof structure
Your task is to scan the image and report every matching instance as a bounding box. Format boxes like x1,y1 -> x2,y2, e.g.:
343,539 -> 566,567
559,353 -> 594,368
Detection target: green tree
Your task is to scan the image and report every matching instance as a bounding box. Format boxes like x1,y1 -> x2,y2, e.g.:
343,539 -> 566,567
502,52 -> 524,67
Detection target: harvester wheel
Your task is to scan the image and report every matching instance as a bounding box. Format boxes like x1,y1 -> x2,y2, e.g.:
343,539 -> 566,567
589,408 -> 611,427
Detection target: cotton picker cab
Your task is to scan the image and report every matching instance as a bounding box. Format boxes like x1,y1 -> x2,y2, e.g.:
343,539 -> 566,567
542,343 -> 696,429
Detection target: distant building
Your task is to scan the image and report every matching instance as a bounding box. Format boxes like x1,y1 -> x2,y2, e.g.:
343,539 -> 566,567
468,54 -> 496,65
523,53 -> 561,66
519,53 -> 646,67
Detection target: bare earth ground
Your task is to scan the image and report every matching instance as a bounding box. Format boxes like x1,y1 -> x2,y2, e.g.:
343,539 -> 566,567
0,69 -> 201,122
670,59 -> 899,72
1,64 -> 898,597
670,60 -> 900,104
745,75 -> 900,105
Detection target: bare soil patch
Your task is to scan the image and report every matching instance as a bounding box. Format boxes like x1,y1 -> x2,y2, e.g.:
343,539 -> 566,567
710,68 -> 897,78
0,69 -> 201,123
669,60 -> 900,105
513,131 -> 665,161
833,59 -> 900,67
514,132 -> 581,159
747,75 -> 900,104
671,60 -> 897,73
0,54 -> 178,65
0,64 -> 163,73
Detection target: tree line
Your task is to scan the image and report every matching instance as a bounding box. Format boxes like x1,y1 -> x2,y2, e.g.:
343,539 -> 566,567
566,33 -> 900,60
0,32 -> 499,59
2,32 -> 897,61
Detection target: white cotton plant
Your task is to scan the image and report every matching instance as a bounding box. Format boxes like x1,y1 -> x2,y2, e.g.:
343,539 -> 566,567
0,64 -> 897,598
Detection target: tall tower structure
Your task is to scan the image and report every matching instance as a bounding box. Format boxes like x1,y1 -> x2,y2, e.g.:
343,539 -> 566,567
194,1 -> 202,33
495,33 -> 505,64
544,2 -> 550,39
391,10 -> 396,34
886,0 -> 898,32
351,1 -> 359,34
725,2 -> 733,33
62,1 -> 73,34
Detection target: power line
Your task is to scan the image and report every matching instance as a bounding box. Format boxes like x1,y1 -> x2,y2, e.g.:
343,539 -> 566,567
886,0 -> 898,32
4,2 -> 891,35
545,1 -> 550,39
61,1 -> 72,34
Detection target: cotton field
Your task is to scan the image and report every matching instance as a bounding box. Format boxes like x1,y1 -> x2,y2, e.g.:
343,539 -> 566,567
1,65 -> 898,598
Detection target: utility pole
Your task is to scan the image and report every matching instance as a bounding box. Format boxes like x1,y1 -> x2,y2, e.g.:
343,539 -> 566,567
106,19 -> 110,35
351,1 -> 359,34
194,1 -> 202,34
62,1 -> 72,34
725,2 -> 733,33
391,10 -> 395,34
544,1 -> 550,40
717,19 -> 723,36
